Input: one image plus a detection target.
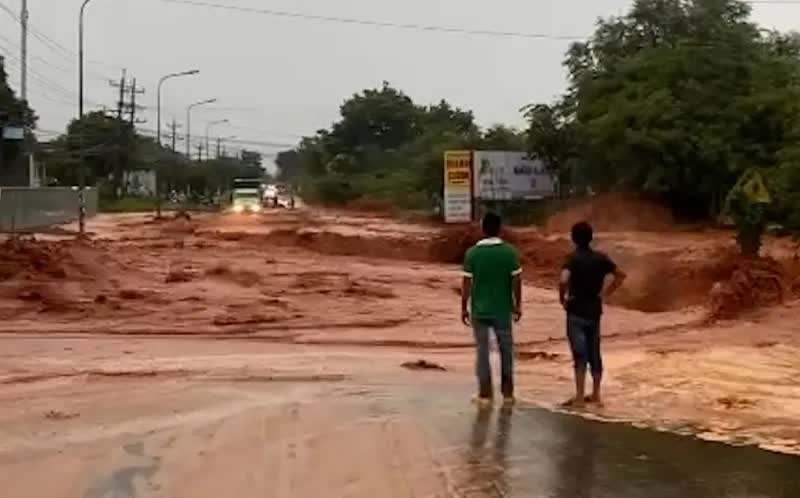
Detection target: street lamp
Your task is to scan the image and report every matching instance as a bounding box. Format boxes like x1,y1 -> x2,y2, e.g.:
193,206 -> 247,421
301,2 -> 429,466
78,0 -> 95,119
77,0 -> 96,235
156,69 -> 198,217
186,98 -> 216,158
157,70 -> 199,147
205,119 -> 229,161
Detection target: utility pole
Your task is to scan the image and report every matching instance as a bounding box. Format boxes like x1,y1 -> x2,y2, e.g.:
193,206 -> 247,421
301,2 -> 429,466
20,0 -> 28,100
109,69 -> 127,119
196,143 -> 203,162
20,1 -> 34,187
127,78 -> 145,125
167,119 -> 181,152
77,0 -> 95,236
216,137 -> 221,159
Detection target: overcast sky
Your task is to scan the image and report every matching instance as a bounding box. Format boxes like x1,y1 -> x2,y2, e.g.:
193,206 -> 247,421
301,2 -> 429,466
1,0 -> 799,164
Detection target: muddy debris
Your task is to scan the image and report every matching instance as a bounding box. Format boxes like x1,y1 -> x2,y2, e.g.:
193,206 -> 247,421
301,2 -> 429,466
400,359 -> 447,371
343,280 -> 395,299
205,264 -> 261,287
118,289 -> 148,300
716,396 -> 758,410
709,258 -> 787,320
516,351 -> 561,361
212,313 -> 284,327
45,410 -> 79,421
0,239 -> 70,280
165,268 -> 196,284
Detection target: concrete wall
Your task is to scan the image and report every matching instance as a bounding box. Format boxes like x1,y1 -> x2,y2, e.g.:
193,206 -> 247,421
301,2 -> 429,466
0,187 -> 98,232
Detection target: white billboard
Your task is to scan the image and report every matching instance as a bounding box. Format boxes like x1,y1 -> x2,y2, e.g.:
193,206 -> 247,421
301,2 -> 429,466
474,151 -> 554,200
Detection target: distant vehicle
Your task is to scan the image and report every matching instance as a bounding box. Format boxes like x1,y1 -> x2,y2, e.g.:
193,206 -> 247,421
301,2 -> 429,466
263,184 -> 278,207
274,184 -> 295,209
231,178 -> 263,214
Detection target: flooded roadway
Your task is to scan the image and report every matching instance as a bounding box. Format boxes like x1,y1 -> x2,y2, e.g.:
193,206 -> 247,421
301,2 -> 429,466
2,377 -> 798,498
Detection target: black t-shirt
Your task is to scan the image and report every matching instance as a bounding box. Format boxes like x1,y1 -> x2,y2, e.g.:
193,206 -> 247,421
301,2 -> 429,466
563,248 -> 617,321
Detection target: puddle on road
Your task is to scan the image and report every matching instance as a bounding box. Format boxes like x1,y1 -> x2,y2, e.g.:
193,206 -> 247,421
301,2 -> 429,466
351,385 -> 800,498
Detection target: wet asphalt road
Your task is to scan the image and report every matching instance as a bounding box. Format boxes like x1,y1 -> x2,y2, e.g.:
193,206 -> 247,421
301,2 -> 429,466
3,381 -> 799,497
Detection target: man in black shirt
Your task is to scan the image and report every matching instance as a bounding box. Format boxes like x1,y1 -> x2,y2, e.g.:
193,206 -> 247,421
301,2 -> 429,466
559,222 -> 626,408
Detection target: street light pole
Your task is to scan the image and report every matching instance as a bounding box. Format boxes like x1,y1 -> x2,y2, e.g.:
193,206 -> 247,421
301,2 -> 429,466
77,0 -> 94,235
157,70 -> 199,148
186,98 -> 216,158
155,70 -> 198,217
78,0 -> 94,119
205,119 -> 229,161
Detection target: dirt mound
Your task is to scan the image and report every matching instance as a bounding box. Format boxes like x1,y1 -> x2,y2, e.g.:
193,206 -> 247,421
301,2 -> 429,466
0,239 -> 69,281
546,193 -> 675,233
709,258 -> 788,320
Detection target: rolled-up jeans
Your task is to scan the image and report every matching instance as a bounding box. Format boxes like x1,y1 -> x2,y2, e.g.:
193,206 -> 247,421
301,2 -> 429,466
566,314 -> 602,375
472,317 -> 514,398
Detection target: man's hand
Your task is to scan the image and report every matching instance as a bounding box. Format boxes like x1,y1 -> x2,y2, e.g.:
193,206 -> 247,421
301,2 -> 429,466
513,306 -> 522,323
462,309 -> 471,326
603,268 -> 627,299
559,268 -> 571,312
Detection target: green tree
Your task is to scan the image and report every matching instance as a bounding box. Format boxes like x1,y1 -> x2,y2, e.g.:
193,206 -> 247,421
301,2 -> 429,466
44,112 -> 137,197
480,125 -> 525,150
558,0 -> 800,218
276,83 -> 480,209
0,57 -> 37,184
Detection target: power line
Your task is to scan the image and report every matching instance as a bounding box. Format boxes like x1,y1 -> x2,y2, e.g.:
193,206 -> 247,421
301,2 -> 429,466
0,0 -> 115,80
156,0 -> 583,41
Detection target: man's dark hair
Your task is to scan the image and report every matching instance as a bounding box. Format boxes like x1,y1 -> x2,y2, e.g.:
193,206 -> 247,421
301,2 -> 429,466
571,221 -> 593,248
482,212 -> 502,237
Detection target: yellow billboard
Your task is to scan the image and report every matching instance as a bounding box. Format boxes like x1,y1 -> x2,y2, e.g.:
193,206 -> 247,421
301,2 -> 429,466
444,150 -> 472,188
443,151 -> 473,223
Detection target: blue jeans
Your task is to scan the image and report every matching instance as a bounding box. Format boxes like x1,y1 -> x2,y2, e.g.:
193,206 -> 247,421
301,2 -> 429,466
473,317 -> 514,398
566,314 -> 603,375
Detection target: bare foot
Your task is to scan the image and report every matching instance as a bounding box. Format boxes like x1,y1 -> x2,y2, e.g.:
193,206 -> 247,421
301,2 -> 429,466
472,396 -> 493,408
585,395 -> 604,408
561,397 -> 585,409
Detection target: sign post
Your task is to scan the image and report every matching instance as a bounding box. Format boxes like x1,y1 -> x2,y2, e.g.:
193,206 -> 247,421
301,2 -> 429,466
443,150 -> 473,223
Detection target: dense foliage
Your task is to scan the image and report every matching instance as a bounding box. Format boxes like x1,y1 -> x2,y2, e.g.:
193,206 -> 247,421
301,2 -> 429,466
557,0 -> 800,221
0,57 -> 36,184
39,111 -> 264,200
275,82 -> 525,208
277,0 -> 800,236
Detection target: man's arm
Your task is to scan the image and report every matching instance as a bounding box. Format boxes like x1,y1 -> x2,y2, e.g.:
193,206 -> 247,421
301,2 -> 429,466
603,267 -> 627,298
512,273 -> 522,322
559,269 -> 571,310
461,275 -> 472,325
